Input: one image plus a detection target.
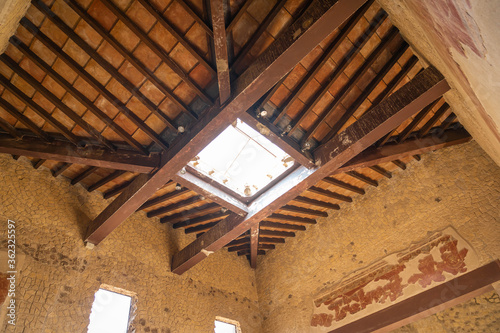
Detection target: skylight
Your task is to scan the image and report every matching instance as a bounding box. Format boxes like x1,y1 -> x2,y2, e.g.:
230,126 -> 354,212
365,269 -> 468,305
189,119 -> 294,197
214,320 -> 237,333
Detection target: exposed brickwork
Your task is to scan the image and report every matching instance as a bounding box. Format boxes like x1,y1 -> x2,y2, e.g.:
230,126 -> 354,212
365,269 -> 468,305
255,141 -> 500,332
0,154 -> 262,332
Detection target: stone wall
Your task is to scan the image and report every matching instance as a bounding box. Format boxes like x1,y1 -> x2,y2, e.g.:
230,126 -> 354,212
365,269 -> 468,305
0,154 -> 262,333
255,141 -> 500,332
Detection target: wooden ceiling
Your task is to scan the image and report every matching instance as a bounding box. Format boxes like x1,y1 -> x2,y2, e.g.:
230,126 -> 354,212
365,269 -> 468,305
0,0 -> 471,271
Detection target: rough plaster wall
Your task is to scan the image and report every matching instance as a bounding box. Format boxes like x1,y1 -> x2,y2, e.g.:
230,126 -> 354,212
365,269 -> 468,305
377,0 -> 500,167
0,155 -> 262,333
394,290 -> 499,333
0,0 -> 30,53
255,141 -> 500,333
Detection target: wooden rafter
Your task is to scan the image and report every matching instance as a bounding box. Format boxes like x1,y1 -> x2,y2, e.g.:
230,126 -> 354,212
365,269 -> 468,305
84,0 -> 369,246
210,0 -> 231,104
171,66 -> 450,274
0,135 -> 160,173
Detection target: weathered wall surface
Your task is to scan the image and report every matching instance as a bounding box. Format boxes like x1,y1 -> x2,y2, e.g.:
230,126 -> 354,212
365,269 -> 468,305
0,154 -> 262,333
255,141 -> 500,332
394,290 -> 499,333
378,0 -> 500,167
0,0 -> 30,53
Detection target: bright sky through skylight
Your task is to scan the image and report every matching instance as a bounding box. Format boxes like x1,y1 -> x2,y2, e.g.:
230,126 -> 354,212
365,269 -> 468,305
214,320 -> 237,333
190,119 -> 294,196
88,289 -> 132,333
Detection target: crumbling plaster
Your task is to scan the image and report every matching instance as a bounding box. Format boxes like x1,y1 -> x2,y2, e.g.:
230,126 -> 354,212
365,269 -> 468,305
377,0 -> 500,166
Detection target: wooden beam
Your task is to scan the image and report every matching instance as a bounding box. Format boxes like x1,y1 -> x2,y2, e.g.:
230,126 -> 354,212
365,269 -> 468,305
418,103 -> 450,138
71,166 -> 98,185
139,187 -> 189,210
177,0 -> 214,38
369,165 -> 392,179
10,37 -> 148,154
32,159 -> 46,170
321,177 -> 365,195
0,116 -> 21,139
334,128 -> 471,174
172,211 -> 229,228
210,0 -> 231,104
52,163 -> 71,177
85,0 -> 367,246
238,112 -> 315,168
171,66 -> 450,274
88,171 -> 126,193
280,205 -> 329,217
250,225 -> 259,268
260,221 -> 307,231
308,186 -> 352,202
397,99 -> 440,143
226,0 -> 255,33
162,203 -> 221,224
329,260 -> 500,333
172,170 -> 248,216
0,135 -> 160,173
260,229 -> 295,238
293,196 -> 340,210
346,171 -> 378,187
147,196 -> 203,218
20,18 -> 170,151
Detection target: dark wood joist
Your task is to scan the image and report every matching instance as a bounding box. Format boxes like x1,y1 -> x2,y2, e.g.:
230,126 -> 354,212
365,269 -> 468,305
329,260 -> 500,333
260,221 -> 307,231
172,211 -> 229,228
230,236 -> 287,247
84,0 -> 367,246
346,171 -> 378,187
392,160 -> 406,170
268,213 -> 317,225
0,75 -> 79,145
260,229 -> 295,238
1,55 -> 115,151
231,0 -> 287,73
171,66 -> 450,274
397,99 -> 440,143
97,0 -> 212,105
287,11 -> 391,137
0,116 -> 21,139
161,203 -> 221,224
32,0 -> 179,129
321,177 -> 365,195
293,196 -> 340,210
32,158 -> 45,170
307,41 -> 409,144
210,0 -> 231,104
418,103 -> 450,138
139,187 -> 189,211
0,135 -> 160,173
71,166 -> 98,185
52,163 -> 71,177
228,243 -> 275,252
11,37 -> 148,154
64,0 -> 197,120
103,176 -> 139,199
172,170 -> 248,216
177,0 -> 214,38
333,128 -> 471,174
19,18 -> 170,151
238,249 -> 265,257
147,196 -> 203,218
137,0 -> 216,76
280,205 -> 328,217
184,221 -> 219,234
88,171 -> 126,193
226,0 -> 255,33
0,97 -> 52,142
369,165 -> 392,179
308,186 -> 352,202
440,113 -> 457,132
273,1 -> 376,125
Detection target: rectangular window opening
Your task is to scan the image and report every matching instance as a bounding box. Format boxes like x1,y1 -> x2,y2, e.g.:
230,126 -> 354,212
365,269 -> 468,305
88,286 -> 134,333
215,316 -> 241,333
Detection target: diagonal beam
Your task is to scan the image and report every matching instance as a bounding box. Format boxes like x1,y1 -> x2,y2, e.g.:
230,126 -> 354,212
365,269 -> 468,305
172,171 -> 248,216
210,0 -> 231,104
333,127 -> 471,174
85,0 -> 369,246
171,66 -> 450,274
329,260 -> 500,333
0,135 -> 160,173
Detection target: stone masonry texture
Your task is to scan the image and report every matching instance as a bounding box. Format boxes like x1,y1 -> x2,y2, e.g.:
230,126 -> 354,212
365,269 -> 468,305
255,141 -> 500,332
0,154 -> 262,333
